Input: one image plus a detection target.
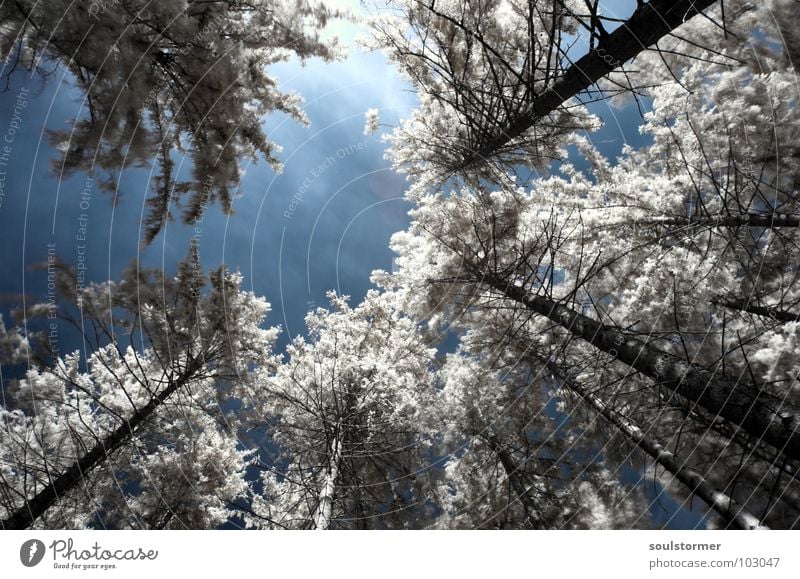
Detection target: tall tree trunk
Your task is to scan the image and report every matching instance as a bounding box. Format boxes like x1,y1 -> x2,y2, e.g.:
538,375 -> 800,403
458,0 -> 718,170
545,361 -> 768,530
312,428 -> 343,530
1,357 -> 204,530
479,273 -> 800,461
484,432 -> 546,529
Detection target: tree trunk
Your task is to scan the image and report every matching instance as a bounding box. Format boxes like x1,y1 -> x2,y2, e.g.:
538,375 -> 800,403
480,273 -> 800,462
484,432 -> 546,529
713,298 -> 798,323
459,0 -> 718,170
1,357 -> 204,530
636,213 -> 800,230
312,428 -> 342,530
547,361 -> 768,530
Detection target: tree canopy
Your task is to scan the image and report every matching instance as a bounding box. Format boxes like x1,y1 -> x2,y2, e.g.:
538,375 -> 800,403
0,0 -> 340,244
3,0 -> 800,530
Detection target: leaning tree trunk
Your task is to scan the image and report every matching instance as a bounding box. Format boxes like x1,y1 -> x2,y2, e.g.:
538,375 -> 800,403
478,273 -> 800,462
713,298 -> 799,324
544,360 -> 768,530
484,432 -> 546,529
630,213 -> 800,231
1,357 -> 204,530
457,0 -> 719,170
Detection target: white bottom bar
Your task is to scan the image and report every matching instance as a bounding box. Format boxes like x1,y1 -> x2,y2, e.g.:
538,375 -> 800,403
1,531 -> 796,578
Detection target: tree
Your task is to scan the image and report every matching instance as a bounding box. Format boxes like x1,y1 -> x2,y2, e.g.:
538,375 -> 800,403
0,0 -> 340,243
540,353 -> 767,529
398,247 -> 770,529
0,253 -> 279,529
245,290 -> 436,529
432,348 -> 652,529
367,0 -> 718,186
568,0 -> 800,326
373,171 -> 800,527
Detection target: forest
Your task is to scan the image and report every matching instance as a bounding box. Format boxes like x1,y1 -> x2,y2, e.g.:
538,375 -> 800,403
1,0 -> 799,530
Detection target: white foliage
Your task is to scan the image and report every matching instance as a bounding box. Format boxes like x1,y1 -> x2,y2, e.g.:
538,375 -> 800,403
249,290 -> 436,529
363,108 -> 380,135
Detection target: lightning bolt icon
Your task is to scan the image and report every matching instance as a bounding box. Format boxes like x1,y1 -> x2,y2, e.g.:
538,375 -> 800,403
28,542 -> 38,563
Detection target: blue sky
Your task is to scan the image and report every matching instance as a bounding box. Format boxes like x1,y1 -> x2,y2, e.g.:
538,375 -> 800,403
0,0 -> 709,529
